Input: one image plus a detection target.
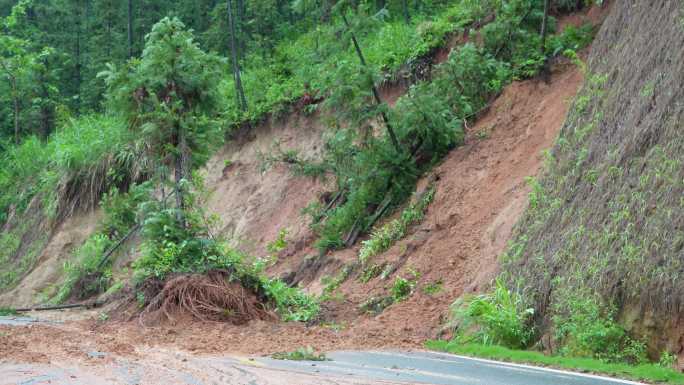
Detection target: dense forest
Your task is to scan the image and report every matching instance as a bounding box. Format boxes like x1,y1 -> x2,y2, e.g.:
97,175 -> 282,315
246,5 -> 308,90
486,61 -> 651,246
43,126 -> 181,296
0,0 -> 467,143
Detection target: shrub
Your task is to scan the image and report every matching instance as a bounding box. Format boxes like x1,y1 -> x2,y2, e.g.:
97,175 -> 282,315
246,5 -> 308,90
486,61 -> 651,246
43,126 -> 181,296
359,187 -> 435,264
53,182 -> 152,303
552,292 -> 647,364
450,279 -> 534,349
54,234 -> 112,303
659,352 -> 677,368
391,277 -> 414,301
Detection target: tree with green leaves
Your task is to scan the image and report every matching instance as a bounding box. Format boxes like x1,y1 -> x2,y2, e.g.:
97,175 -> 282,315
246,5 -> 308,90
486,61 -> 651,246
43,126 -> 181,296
0,0 -> 57,142
101,17 -> 224,227
337,1 -> 401,153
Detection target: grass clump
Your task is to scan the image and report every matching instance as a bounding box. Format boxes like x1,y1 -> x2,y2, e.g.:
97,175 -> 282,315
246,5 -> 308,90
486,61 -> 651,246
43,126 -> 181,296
391,270 -> 420,302
423,279 -> 444,296
426,342 -> 684,385
359,187 -> 434,264
551,289 -> 647,364
0,307 -> 18,316
449,279 -> 534,349
271,346 -> 328,361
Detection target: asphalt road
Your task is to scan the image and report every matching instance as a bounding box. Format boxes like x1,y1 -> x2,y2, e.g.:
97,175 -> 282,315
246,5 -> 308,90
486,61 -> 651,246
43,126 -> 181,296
259,350 -> 644,385
1,316 -> 644,385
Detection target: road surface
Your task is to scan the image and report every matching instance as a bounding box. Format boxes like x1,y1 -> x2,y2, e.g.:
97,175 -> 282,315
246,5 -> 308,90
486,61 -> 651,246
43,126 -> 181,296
0,316 -> 643,385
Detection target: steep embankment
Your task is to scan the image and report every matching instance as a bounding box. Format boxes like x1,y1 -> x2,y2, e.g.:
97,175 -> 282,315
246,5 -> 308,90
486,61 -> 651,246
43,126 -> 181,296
502,0 -> 684,364
0,53 -> 588,362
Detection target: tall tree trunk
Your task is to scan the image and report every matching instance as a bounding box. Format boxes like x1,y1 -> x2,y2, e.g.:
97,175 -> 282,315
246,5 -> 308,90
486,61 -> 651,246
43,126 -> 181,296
105,0 -> 112,58
13,81 -> 19,144
402,0 -> 410,24
39,59 -> 53,139
235,0 -> 247,61
0,62 -> 20,143
540,0 -> 550,83
74,0 -> 82,113
227,0 -> 247,112
174,124 -> 190,228
342,14 -> 401,153
540,0 -> 549,56
127,0 -> 134,58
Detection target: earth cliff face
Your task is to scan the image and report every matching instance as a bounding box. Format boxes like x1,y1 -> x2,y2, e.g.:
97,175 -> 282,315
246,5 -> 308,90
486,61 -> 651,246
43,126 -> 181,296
502,0 -> 684,365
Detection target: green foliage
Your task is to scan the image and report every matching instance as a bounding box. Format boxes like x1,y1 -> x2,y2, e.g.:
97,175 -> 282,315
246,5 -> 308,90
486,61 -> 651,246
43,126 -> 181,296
272,346 -> 328,361
101,17 -> 224,175
359,187 -> 435,263
391,275 -> 415,301
551,291 -> 646,364
261,278 -> 320,322
423,279 -> 444,296
0,307 -> 18,316
54,233 -> 112,303
427,342 -> 684,385
0,233 -> 20,266
450,279 -> 534,349
321,264 -> 353,300
660,352 -> 677,369
134,212 -> 320,321
266,228 -> 289,254
0,114 -> 133,224
53,182 -> 152,303
547,23 -> 596,57
359,263 -> 384,283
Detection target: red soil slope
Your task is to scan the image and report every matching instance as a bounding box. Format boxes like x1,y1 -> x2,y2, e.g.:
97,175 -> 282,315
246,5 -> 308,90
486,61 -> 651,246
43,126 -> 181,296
0,60 -> 584,364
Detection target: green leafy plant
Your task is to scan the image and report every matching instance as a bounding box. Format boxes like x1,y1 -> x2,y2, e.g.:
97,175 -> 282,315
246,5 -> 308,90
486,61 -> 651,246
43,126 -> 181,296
659,352 -> 677,369
552,292 -> 647,364
267,228 -> 289,254
391,269 -> 420,302
272,346 -> 328,361
359,187 -> 435,264
450,279 -> 534,349
0,307 -> 18,316
391,277 -> 413,301
423,279 -> 444,296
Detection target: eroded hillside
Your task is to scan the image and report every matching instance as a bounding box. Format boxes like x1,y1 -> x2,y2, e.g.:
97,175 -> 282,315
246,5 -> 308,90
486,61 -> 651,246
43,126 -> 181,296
502,0 -> 684,366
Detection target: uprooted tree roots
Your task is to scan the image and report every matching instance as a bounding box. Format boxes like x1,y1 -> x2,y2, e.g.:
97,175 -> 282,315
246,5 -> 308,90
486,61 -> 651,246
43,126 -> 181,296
140,270 -> 274,326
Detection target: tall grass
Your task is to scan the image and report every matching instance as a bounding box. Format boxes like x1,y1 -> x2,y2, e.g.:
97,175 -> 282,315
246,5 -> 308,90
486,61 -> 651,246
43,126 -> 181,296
0,114 -> 132,223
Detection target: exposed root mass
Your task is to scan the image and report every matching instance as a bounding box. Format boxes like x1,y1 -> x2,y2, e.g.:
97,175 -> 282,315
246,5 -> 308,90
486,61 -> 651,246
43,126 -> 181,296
140,270 -> 273,326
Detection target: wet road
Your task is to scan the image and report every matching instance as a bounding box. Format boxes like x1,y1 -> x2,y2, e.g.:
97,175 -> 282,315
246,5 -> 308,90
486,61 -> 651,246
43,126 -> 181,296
1,316 -> 644,385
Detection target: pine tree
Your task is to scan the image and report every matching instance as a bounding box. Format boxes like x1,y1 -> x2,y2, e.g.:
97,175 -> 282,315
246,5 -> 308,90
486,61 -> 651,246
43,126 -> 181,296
101,17 -> 223,226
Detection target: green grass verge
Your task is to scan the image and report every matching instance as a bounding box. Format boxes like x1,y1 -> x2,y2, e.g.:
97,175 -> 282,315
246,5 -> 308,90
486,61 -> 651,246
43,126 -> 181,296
0,307 -> 18,316
426,341 -> 684,384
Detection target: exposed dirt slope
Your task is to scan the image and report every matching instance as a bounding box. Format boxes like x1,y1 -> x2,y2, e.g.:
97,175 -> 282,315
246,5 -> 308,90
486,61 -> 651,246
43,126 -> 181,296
203,112 -> 326,257
0,211 -> 101,307
0,60 -> 585,366
302,62 -> 585,343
